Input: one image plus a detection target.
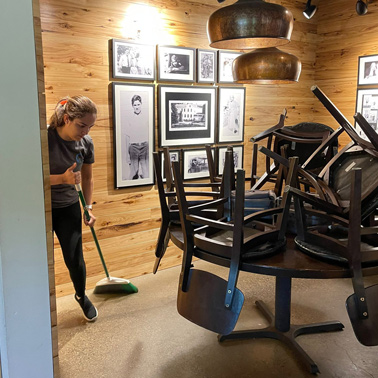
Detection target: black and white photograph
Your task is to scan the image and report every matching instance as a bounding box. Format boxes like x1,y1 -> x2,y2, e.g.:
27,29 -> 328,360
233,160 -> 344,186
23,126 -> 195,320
218,51 -> 242,83
355,88 -> 378,138
160,150 -> 180,182
158,46 -> 196,82
159,85 -> 216,146
183,148 -> 214,180
218,87 -> 245,143
112,39 -> 155,80
113,83 -> 155,188
218,145 -> 243,175
358,54 -> 378,86
197,49 -> 217,83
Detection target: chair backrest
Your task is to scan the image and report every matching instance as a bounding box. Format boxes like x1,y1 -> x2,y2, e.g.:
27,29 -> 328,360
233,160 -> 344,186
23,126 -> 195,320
172,150 -> 234,290
153,151 -> 173,222
274,122 -> 337,171
249,109 -> 337,192
312,85 -> 378,152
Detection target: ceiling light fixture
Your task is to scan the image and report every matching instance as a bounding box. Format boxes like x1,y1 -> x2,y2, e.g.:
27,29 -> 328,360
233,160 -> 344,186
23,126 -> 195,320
207,0 -> 294,50
356,0 -> 368,15
303,0 -> 317,19
232,47 -> 302,84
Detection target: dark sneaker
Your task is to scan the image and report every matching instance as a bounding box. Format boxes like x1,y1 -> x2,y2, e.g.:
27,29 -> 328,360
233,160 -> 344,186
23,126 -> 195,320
75,294 -> 98,322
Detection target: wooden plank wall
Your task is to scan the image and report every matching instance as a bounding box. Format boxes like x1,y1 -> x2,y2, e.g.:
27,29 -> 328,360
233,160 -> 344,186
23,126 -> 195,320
32,0 -> 60,375
39,0 -> 318,298
315,0 -> 378,148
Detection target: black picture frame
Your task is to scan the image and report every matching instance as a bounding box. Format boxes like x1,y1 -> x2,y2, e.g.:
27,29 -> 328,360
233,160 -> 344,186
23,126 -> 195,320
218,50 -> 242,83
357,54 -> 378,86
218,86 -> 246,143
160,149 -> 180,182
157,45 -> 196,82
355,88 -> 378,139
217,145 -> 244,175
182,148 -> 214,180
112,39 -> 156,81
197,49 -> 217,84
159,85 -> 217,147
113,82 -> 155,188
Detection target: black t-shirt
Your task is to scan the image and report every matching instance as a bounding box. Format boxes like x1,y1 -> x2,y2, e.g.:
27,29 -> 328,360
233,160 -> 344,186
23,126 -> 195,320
48,127 -> 94,208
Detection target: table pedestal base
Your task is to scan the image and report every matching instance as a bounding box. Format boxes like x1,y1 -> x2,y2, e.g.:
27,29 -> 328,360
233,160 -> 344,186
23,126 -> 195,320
218,300 -> 344,374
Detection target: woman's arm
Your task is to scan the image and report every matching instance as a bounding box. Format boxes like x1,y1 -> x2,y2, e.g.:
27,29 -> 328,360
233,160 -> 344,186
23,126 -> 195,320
81,163 -> 96,227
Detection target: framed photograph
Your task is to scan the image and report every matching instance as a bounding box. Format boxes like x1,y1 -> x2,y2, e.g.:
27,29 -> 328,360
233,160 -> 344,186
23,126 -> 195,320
157,45 -> 196,82
159,85 -> 217,147
358,54 -> 378,86
218,51 -> 242,83
183,148 -> 214,180
355,88 -> 378,139
160,150 -> 180,182
197,49 -> 217,83
218,145 -> 244,175
113,83 -> 155,188
112,39 -> 155,81
218,87 -> 246,143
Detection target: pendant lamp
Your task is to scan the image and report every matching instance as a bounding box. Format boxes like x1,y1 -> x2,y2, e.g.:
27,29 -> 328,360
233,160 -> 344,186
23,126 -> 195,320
232,47 -> 301,84
207,0 -> 294,50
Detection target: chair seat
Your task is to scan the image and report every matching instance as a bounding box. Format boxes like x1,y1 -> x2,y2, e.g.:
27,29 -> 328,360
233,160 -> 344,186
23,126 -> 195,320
170,223 -> 208,251
295,231 -> 378,266
194,228 -> 286,260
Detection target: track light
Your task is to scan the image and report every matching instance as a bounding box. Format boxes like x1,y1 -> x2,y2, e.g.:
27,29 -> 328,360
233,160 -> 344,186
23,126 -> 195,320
303,0 -> 317,19
356,0 -> 368,15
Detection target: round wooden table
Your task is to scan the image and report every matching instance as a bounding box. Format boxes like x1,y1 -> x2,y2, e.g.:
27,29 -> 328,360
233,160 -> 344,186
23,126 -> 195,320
194,236 -> 378,374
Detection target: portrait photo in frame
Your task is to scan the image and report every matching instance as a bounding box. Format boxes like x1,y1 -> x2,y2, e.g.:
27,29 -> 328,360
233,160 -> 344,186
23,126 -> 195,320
358,54 -> 378,86
157,45 -> 196,82
113,83 -> 155,188
159,85 -> 216,147
218,145 -> 244,175
160,150 -> 180,182
197,49 -> 217,83
112,39 -> 155,81
355,88 -> 378,139
218,51 -> 242,83
183,148 -> 214,180
218,86 -> 246,143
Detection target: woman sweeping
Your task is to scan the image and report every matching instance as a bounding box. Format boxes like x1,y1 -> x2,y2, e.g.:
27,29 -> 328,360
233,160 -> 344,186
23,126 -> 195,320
48,96 -> 98,321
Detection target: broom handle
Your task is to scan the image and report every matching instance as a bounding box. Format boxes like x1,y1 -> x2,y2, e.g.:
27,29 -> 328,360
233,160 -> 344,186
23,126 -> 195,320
75,184 -> 110,278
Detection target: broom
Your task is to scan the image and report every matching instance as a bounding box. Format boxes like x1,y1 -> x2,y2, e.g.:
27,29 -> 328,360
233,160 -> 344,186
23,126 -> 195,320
75,183 -> 138,295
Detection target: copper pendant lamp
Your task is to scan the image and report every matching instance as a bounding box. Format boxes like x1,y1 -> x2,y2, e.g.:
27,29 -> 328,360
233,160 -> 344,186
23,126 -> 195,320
233,47 -> 301,84
207,0 -> 294,50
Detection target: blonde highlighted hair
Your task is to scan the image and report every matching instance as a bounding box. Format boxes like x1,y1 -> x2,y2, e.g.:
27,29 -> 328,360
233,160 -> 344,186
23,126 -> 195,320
49,95 -> 97,129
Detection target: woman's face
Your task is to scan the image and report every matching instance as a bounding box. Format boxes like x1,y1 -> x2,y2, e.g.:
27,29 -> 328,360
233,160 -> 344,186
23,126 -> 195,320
61,113 -> 96,141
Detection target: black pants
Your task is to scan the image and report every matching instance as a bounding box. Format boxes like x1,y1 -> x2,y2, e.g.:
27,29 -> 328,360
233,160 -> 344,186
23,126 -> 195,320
52,201 -> 86,297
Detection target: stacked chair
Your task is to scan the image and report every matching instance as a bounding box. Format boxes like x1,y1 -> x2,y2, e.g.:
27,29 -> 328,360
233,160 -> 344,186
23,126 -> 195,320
172,151 -> 299,335
152,147 -> 232,273
250,108 -> 338,192
286,86 -> 378,346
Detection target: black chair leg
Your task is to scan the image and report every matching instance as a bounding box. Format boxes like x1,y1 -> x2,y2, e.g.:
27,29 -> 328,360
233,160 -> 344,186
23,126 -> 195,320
153,221 -> 170,274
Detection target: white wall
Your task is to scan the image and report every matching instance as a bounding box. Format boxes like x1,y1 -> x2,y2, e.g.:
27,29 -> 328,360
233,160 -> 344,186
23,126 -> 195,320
0,0 -> 54,377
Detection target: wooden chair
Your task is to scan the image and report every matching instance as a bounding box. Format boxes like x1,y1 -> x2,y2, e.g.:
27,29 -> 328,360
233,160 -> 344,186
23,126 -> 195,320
250,108 -> 337,193
172,153 -> 299,335
288,167 -> 378,346
257,86 -> 378,223
152,149 -> 231,273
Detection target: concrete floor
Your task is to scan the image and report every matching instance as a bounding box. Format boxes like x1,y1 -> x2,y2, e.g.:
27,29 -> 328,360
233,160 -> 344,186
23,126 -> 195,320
56,260 -> 378,378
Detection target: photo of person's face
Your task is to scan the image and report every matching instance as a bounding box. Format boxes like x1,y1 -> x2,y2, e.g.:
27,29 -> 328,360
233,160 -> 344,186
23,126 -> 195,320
132,100 -> 142,115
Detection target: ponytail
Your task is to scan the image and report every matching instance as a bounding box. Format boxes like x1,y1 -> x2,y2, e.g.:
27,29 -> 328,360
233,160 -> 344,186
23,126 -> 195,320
48,96 -> 97,129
